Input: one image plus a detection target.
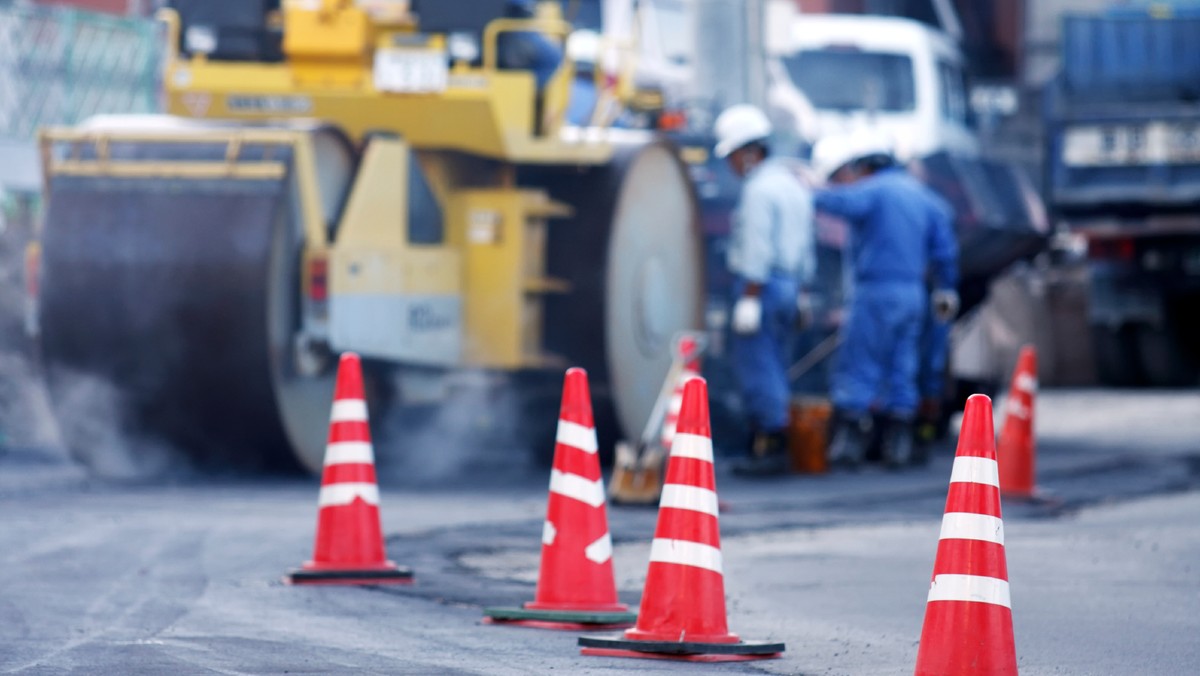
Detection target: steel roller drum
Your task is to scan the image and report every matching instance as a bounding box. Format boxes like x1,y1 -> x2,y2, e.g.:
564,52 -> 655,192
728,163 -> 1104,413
38,131 -> 339,474
533,135 -> 705,450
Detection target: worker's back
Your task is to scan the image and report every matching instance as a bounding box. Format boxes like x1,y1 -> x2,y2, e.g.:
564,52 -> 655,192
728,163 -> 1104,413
837,167 -> 953,286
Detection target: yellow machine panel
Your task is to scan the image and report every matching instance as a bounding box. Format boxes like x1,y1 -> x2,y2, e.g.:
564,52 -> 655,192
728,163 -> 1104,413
329,136 -> 464,365
449,189 -> 569,369
159,7 -> 611,165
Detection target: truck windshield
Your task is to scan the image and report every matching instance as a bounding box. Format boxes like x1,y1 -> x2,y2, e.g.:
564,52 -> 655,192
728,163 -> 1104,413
783,50 -> 916,112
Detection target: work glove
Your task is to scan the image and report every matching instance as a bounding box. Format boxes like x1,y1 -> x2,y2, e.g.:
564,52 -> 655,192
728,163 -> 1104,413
931,289 -> 960,322
795,291 -> 815,332
732,295 -> 762,334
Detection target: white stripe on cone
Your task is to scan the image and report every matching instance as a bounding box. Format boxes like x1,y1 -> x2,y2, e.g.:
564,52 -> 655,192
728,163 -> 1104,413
659,483 -> 720,517
548,469 -> 606,508
669,433 -> 714,463
318,482 -> 380,507
324,441 -> 374,466
939,512 -> 1005,545
585,533 -> 613,564
330,399 -> 368,423
949,456 -> 1000,488
555,420 -> 598,454
649,538 -> 723,574
1007,399 -> 1031,420
1015,373 -> 1037,394
927,574 -> 1011,608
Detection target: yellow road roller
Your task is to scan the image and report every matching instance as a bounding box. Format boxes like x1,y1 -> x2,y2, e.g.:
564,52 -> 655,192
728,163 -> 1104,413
34,0 -> 703,473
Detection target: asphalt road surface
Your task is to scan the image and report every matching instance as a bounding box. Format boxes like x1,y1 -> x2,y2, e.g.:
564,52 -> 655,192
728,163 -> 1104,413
2,389 -> 1199,675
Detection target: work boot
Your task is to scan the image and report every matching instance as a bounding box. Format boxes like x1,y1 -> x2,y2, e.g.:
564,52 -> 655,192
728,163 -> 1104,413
826,413 -> 871,470
881,416 -> 916,469
732,430 -> 789,477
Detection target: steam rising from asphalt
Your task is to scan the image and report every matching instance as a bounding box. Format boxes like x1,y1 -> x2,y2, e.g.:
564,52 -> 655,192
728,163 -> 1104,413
375,369 -> 541,484
0,228 -> 188,481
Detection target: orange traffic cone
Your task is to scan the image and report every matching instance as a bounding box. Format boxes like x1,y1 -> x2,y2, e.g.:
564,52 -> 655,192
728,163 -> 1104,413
285,353 -> 412,585
660,335 -> 703,450
998,345 -> 1038,500
580,378 -> 785,661
914,394 -> 1017,675
483,368 -> 637,629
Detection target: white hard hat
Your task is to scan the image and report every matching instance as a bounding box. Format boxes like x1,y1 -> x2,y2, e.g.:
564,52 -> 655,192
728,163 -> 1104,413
567,29 -> 600,67
713,104 -> 773,159
811,128 -> 893,181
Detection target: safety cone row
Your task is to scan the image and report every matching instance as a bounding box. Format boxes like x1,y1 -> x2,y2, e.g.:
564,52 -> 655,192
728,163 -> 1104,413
285,352 -> 412,585
659,335 -> 703,450
282,357 -> 1018,672
483,368 -> 637,629
998,345 -> 1038,500
579,377 -> 785,661
915,394 -> 1018,675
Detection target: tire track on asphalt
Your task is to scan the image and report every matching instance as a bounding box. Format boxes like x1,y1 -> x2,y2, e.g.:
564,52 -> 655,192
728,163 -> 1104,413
2,528 -> 207,673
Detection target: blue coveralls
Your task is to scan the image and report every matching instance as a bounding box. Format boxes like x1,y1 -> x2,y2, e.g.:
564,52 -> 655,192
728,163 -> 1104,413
567,77 -> 598,126
815,167 -> 957,418
729,159 -> 816,433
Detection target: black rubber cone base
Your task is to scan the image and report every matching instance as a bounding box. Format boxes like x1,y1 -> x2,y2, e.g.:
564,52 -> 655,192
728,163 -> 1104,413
285,565 -> 414,586
483,606 -> 637,630
579,635 -> 784,662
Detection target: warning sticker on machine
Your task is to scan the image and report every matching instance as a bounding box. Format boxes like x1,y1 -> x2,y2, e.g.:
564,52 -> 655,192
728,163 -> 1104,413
330,294 -> 462,366
226,95 -> 313,115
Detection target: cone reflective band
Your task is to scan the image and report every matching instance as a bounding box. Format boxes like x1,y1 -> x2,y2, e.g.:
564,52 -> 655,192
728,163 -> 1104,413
660,335 -> 702,449
998,345 -> 1038,499
483,368 -> 636,629
285,353 -> 412,585
915,394 -> 1017,675
580,378 -> 784,661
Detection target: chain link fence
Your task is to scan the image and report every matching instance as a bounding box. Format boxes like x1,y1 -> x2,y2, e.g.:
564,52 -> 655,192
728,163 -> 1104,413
0,2 -> 161,143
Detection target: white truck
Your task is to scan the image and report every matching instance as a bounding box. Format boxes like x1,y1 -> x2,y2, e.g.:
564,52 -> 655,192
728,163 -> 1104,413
766,12 -> 978,159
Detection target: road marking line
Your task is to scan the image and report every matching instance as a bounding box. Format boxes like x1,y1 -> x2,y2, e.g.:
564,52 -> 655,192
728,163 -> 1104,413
950,456 -> 1000,488
556,420 -> 598,454
670,433 -> 713,463
549,469 -> 606,508
318,482 -> 379,507
940,512 -> 1004,544
324,441 -> 374,466
331,399 -> 368,423
649,538 -> 723,574
927,574 -> 1011,608
660,484 -> 720,517
585,533 -> 613,564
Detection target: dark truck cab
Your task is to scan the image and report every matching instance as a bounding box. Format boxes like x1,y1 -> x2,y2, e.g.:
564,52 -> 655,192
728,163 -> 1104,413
1045,9 -> 1200,386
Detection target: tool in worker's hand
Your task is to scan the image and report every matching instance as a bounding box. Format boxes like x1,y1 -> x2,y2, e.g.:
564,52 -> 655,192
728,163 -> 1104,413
784,332 -> 844,474
609,333 -> 705,505
786,332 -> 843,382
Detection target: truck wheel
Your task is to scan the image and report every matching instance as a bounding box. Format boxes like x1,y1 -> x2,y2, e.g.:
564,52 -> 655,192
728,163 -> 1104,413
1136,325 -> 1200,388
1091,325 -> 1141,387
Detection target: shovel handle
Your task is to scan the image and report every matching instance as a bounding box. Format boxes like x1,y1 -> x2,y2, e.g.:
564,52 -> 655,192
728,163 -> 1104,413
786,332 -> 843,382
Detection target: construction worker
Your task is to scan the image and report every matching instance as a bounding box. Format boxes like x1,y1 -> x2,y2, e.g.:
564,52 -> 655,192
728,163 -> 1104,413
566,29 -> 600,126
497,0 -> 563,91
812,130 -> 958,469
714,104 -> 816,475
